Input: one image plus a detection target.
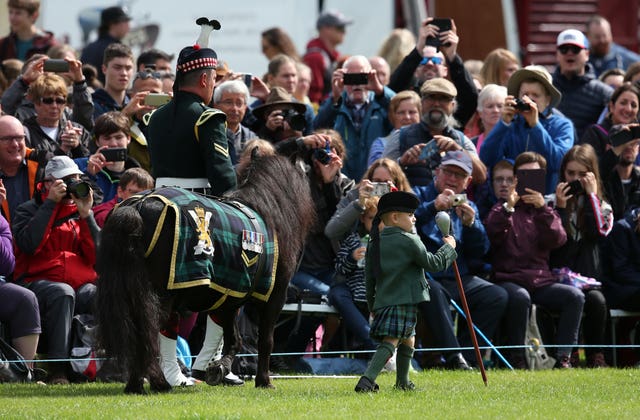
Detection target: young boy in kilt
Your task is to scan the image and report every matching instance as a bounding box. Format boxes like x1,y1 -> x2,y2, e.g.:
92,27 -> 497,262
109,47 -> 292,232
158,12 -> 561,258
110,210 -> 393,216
355,191 -> 457,392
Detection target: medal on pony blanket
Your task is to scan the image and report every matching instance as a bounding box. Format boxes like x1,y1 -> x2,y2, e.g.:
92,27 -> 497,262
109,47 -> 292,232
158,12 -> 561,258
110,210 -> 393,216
242,230 -> 264,254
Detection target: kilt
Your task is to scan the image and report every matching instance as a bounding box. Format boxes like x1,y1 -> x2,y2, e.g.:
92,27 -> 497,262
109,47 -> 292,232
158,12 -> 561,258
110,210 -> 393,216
370,304 -> 417,340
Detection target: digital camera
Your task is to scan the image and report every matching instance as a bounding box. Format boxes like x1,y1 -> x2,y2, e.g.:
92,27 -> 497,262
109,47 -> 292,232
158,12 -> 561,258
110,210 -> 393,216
514,98 -> 531,112
313,141 -> 332,165
65,179 -> 91,199
280,109 -> 306,131
371,182 -> 391,196
451,193 -> 468,207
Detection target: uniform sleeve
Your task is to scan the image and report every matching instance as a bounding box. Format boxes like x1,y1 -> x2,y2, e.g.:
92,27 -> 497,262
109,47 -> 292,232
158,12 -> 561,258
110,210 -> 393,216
196,109 -> 237,196
412,234 -> 457,273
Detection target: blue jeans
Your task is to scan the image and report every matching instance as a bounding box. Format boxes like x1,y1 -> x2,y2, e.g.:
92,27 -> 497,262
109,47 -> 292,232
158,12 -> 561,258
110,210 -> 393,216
328,282 -> 376,350
291,268 -> 334,296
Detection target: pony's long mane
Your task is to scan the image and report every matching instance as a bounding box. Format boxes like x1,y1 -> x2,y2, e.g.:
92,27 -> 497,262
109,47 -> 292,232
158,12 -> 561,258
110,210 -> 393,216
227,154 -> 314,280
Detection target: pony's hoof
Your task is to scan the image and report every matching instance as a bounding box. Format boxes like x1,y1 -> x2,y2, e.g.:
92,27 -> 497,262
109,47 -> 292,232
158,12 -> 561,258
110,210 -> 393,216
255,381 -> 275,389
205,363 -> 226,386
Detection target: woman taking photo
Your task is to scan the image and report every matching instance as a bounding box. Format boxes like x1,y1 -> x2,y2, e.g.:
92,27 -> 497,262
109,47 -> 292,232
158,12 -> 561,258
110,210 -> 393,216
579,82 -> 640,157
549,144 -> 614,368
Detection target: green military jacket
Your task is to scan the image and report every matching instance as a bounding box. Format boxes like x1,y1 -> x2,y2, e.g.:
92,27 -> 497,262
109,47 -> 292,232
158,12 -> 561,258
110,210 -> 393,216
365,226 -> 457,312
147,91 -> 237,196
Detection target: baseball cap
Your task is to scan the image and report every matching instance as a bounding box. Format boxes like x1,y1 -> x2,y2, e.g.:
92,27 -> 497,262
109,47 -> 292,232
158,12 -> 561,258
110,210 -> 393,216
45,156 -> 83,180
556,29 -> 589,49
440,151 -> 472,175
317,10 -> 353,30
420,77 -> 457,98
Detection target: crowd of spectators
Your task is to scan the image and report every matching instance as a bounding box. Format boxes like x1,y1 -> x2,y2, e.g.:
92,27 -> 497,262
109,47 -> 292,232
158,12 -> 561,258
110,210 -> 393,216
2,1 -> 640,385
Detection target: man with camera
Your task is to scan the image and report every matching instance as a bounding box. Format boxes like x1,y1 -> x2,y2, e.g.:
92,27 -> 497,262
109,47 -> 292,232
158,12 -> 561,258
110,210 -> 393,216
383,77 -> 486,188
12,155 -> 99,384
388,17 -> 478,127
75,111 -> 141,203
413,150 -> 508,366
314,55 -> 395,181
252,86 -> 307,145
480,66 -> 575,194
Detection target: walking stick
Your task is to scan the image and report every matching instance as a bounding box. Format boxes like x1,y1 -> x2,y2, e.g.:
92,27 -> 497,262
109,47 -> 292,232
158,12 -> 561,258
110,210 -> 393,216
435,211 -> 488,385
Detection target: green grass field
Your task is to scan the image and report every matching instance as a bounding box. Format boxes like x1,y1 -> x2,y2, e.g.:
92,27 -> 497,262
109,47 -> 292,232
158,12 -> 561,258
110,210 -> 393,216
1,369 -> 639,419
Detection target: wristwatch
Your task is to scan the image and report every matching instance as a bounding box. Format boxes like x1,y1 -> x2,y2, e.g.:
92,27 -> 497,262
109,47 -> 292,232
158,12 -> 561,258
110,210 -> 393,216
503,202 -> 515,213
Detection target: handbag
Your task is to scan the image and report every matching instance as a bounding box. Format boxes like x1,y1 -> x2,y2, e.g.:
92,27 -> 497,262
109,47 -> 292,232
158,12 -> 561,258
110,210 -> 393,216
524,305 -> 556,370
0,335 -> 32,383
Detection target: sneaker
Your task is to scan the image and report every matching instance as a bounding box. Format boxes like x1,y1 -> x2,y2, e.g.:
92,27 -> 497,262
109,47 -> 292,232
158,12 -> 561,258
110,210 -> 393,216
394,381 -> 415,391
554,355 -> 572,369
222,372 -> 245,386
586,352 -> 608,368
354,376 -> 379,393
445,353 -> 473,371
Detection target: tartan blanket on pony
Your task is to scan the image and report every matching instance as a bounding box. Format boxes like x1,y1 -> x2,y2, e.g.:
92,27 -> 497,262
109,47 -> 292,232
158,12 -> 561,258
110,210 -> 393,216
129,187 -> 278,304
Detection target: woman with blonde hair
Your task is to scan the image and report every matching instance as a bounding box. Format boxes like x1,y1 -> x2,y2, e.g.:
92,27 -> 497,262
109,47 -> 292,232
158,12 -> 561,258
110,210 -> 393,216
480,48 -> 520,87
368,90 -> 421,165
377,28 -> 416,74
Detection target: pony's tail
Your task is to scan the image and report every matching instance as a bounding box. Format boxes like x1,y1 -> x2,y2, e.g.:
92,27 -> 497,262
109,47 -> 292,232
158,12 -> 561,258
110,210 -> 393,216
96,206 -> 160,375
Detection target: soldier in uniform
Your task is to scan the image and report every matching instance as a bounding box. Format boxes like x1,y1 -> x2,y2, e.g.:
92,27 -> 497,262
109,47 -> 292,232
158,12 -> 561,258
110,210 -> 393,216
148,43 -> 237,197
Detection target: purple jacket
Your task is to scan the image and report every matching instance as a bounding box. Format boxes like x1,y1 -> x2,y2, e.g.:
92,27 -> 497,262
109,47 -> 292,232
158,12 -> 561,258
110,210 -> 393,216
0,214 -> 15,276
485,200 -> 566,292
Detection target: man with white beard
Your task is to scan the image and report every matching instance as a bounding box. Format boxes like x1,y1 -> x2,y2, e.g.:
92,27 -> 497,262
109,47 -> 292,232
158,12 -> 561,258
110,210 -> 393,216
383,77 -> 486,187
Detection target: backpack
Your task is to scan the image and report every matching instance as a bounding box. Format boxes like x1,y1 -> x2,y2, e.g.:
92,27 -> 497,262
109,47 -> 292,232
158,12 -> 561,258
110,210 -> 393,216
0,335 -> 32,383
524,305 -> 556,370
69,314 -> 102,381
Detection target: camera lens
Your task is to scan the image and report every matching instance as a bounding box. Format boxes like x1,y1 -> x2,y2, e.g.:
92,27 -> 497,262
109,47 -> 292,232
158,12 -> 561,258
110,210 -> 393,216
313,148 -> 331,165
65,179 -> 91,199
283,110 -> 306,131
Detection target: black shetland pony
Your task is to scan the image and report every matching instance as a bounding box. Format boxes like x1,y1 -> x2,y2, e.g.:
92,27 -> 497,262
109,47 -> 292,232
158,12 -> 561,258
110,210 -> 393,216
96,154 -> 314,393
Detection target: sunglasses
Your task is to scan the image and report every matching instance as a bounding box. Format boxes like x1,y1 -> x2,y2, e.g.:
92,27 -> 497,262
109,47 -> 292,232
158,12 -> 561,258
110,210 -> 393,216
558,45 -> 584,55
134,70 -> 163,81
420,56 -> 444,66
40,97 -> 66,105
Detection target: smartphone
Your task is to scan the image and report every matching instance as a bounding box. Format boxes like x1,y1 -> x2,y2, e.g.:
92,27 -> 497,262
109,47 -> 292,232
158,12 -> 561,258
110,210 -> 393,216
565,179 -> 584,196
515,168 -> 546,196
371,182 -> 391,196
144,93 -> 171,107
342,72 -> 369,85
425,18 -> 453,48
610,126 -> 640,147
101,147 -> 127,162
43,59 -> 70,73
242,73 -> 253,90
418,139 -> 440,160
